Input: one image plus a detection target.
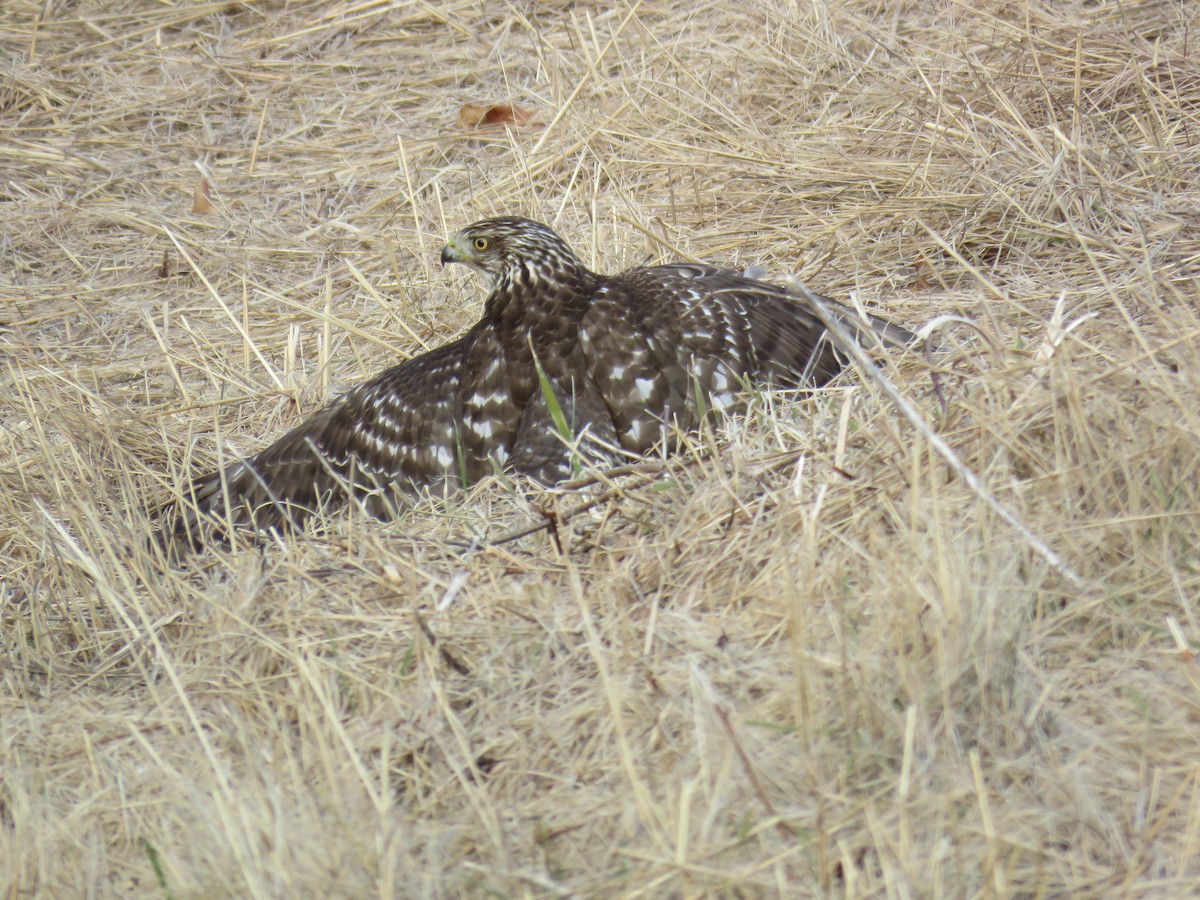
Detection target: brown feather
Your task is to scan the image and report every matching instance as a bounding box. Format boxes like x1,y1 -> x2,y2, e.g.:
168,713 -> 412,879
156,217 -> 915,550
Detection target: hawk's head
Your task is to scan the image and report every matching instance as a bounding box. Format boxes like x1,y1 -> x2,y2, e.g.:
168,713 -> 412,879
441,217 -> 585,287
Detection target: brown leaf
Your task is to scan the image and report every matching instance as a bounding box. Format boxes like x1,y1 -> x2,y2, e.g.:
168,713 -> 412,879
907,259 -> 934,291
192,178 -> 214,214
456,102 -> 537,130
456,103 -> 487,128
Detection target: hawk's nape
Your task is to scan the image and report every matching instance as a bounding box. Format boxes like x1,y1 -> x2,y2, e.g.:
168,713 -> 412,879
156,216 -> 916,551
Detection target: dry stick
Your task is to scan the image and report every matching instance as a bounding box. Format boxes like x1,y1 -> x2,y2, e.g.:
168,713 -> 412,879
691,662 -> 797,838
789,280 -> 1087,590
712,701 -> 796,839
163,227 -> 285,391
528,0 -> 644,158
414,613 -> 471,676
488,444 -> 848,550
484,460 -> 668,547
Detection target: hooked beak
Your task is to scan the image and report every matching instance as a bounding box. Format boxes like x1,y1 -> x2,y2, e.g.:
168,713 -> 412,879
440,234 -> 467,267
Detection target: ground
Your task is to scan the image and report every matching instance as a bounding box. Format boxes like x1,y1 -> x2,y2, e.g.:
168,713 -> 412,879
2,0 -> 1199,896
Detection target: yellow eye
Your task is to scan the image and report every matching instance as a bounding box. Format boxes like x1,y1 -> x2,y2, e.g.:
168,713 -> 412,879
472,237 -> 490,252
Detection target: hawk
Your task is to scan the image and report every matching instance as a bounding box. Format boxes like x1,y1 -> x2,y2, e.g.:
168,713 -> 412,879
161,216 -> 913,545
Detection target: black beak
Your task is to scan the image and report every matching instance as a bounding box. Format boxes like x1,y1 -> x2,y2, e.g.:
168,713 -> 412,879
440,247 -> 451,266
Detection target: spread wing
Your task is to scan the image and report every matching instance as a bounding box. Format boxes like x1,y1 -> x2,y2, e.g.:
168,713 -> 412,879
156,218 -> 917,552
580,264 -> 915,453
633,263 -> 912,382
161,337 -> 470,547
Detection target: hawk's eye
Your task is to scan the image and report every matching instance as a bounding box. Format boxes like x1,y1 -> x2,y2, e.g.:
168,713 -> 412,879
472,237 -> 490,252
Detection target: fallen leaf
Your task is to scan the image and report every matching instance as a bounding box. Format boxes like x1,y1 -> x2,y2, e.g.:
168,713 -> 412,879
456,102 -> 537,129
192,178 -> 214,214
908,259 -> 934,291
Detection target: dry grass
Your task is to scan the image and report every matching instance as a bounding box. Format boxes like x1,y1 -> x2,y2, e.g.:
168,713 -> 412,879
3,0 -> 1199,895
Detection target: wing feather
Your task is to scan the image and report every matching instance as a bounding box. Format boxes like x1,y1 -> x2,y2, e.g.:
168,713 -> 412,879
579,265 -> 915,453
158,220 -> 916,553
626,264 -> 913,386
163,338 -> 469,546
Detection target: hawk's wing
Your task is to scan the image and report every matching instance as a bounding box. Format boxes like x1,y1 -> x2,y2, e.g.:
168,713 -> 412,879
163,337 -> 470,546
580,264 -> 914,453
634,263 -> 912,382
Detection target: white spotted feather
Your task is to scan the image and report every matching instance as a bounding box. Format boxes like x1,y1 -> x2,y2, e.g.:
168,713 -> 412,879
160,217 -> 913,549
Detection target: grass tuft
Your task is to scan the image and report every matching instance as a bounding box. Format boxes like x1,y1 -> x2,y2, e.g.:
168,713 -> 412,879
2,0 -> 1199,894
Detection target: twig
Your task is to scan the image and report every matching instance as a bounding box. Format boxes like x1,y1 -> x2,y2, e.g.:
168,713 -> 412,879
414,612 -> 470,676
484,460 -> 668,547
789,280 -> 1088,590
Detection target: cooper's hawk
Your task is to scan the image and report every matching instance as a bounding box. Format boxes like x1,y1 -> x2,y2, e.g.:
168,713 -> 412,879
161,216 -> 913,545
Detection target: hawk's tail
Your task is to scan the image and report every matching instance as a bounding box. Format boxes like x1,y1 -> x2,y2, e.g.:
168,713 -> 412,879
808,292 -> 917,352
742,283 -> 918,388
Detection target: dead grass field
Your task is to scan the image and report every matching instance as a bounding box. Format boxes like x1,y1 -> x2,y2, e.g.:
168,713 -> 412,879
3,0 -> 1200,895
